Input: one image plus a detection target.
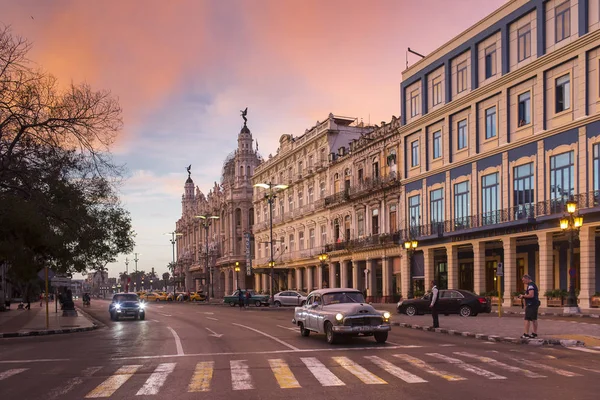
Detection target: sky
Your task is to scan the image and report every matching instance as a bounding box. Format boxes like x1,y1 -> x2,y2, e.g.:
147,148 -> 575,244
0,0 -> 507,281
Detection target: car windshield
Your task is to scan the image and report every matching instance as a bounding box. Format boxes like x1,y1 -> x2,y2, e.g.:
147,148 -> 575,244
114,294 -> 139,302
322,292 -> 365,305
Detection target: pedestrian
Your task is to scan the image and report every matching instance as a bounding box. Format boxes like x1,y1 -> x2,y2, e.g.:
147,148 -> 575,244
429,280 -> 440,328
238,288 -> 244,310
518,274 -> 540,339
39,293 -> 43,307
245,290 -> 251,308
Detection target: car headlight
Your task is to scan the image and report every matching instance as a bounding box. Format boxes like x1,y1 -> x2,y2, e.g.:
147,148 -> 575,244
383,312 -> 391,320
115,304 -> 121,310
139,303 -> 145,309
397,301 -> 403,306
335,313 -> 343,322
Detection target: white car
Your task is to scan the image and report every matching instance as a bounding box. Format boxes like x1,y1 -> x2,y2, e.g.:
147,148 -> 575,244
292,288 -> 391,344
273,290 -> 307,307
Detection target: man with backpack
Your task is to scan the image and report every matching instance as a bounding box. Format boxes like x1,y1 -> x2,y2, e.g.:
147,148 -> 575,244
518,274 -> 540,339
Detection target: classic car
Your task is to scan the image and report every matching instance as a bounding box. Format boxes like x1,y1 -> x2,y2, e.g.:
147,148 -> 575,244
109,293 -> 145,321
292,288 -> 391,344
273,290 -> 307,307
189,291 -> 207,302
141,292 -> 167,302
223,289 -> 270,307
397,289 -> 492,317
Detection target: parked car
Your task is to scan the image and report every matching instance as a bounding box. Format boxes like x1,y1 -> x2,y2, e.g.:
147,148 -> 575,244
292,288 -> 391,344
109,293 -> 145,321
189,291 -> 206,302
223,289 -> 270,307
396,289 -> 491,317
273,290 -> 307,307
142,292 -> 167,302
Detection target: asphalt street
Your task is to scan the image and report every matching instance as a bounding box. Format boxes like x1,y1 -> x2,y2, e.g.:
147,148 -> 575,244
1,300 -> 599,400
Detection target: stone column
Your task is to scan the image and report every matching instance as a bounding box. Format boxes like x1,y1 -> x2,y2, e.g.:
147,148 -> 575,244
473,241 -> 486,295
295,268 -> 303,291
365,259 -> 375,300
287,270 -> 293,290
306,266 -> 314,292
340,260 -> 348,288
329,262 -> 337,289
503,237 -> 517,307
446,244 -> 458,290
579,226 -> 596,309
537,232 -> 554,307
316,264 -> 323,289
224,270 -> 231,293
352,260 -> 359,289
423,248 -> 434,288
400,253 -> 410,300
382,256 -> 393,302
262,273 -> 269,295
255,273 -> 261,292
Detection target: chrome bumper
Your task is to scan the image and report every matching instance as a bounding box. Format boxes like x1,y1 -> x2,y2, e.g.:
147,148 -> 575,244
332,324 -> 391,333
291,318 -> 297,325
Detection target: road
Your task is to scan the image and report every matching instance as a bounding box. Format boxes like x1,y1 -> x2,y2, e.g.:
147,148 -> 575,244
1,299 -> 599,400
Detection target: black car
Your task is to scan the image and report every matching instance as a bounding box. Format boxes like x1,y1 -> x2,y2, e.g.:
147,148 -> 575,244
396,289 -> 491,317
109,293 -> 146,321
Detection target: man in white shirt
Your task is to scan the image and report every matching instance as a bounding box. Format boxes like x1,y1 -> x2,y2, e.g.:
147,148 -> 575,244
429,280 -> 439,328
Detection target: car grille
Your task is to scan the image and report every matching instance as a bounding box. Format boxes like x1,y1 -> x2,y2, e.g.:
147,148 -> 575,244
343,316 -> 383,327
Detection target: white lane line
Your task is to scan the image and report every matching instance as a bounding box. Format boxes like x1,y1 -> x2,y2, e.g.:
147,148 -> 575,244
568,347 -> 600,354
333,356 -> 386,384
426,353 -> 506,380
85,365 -> 141,398
158,313 -> 172,317
47,366 -> 102,400
365,356 -> 427,383
300,357 -> 345,386
394,354 -> 465,381
232,323 -> 299,351
391,344 -> 423,348
167,327 -> 184,355
439,344 -> 456,347
136,362 -> 176,395
151,319 -> 160,323
507,357 -> 580,377
207,317 -> 218,321
277,324 -> 298,331
454,352 -> 546,378
569,364 -> 600,374
231,360 -> 253,390
0,368 -> 27,381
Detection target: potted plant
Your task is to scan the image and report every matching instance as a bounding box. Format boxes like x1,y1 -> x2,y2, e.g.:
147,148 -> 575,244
544,289 -> 564,307
511,291 -> 523,307
483,290 -> 500,306
591,292 -> 600,308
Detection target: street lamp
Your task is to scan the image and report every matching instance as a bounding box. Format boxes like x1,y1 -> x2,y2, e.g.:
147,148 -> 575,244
559,199 -> 583,312
196,214 -> 219,301
254,182 -> 288,304
404,239 -> 418,298
133,253 -> 141,290
235,262 -> 241,289
124,258 -> 129,292
166,231 -> 183,301
318,251 -> 329,288
150,279 -> 153,291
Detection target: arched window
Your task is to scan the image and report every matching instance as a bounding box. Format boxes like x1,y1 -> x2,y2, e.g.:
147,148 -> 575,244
235,208 -> 242,226
239,166 -> 244,176
248,207 -> 254,226
247,166 -> 251,176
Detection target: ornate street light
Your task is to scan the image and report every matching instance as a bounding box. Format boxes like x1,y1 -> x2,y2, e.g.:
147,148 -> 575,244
196,214 -> 219,301
254,182 -> 288,305
165,231 -> 183,300
404,239 -> 418,298
235,262 -> 241,289
560,199 -> 583,312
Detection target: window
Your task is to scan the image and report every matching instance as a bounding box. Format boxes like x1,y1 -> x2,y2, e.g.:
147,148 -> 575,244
513,162 -> 535,219
308,155 -> 313,168
433,131 -> 442,159
411,140 -> 419,167
263,206 -> 268,221
518,92 -> 531,126
371,209 -> 379,235
299,231 -> 304,250
256,209 -> 260,223
454,181 -> 470,229
408,195 -> 421,235
485,106 -> 497,139
298,161 -> 303,176
288,194 -> 294,211
320,225 -> 326,245
289,234 -> 295,252
389,204 -> 397,232
517,24 -> 531,62
481,173 -> 499,224
358,168 -> 364,183
258,242 -> 261,259
430,189 -> 444,230
309,228 -> 315,249
372,158 -> 379,180
457,119 -> 468,150
320,181 -> 326,198
555,1 -> 571,43
410,89 -> 420,117
555,74 -> 570,113
308,186 -> 314,204
432,77 -> 443,106
358,212 -> 365,237
279,199 -> 284,217
457,61 -> 468,93
550,151 -> 575,213
485,45 -> 496,79
298,191 -> 303,208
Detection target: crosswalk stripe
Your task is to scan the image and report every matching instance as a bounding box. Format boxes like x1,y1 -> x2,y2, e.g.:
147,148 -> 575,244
394,354 -> 465,381
47,366 -> 102,400
269,359 -> 301,389
230,360 -> 253,390
426,353 -> 506,380
300,357 -> 345,387
0,368 -> 27,381
188,361 -> 214,392
85,365 -> 141,398
364,356 -> 427,383
568,347 -> 600,354
136,363 -> 176,395
333,356 -> 386,384
454,352 -> 545,378
507,357 -> 581,377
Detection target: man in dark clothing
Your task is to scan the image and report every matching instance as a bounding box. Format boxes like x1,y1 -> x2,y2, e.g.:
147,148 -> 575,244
429,280 -> 440,328
237,288 -> 244,310
518,274 -> 539,339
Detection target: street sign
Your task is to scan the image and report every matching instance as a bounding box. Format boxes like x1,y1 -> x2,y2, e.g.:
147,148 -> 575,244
245,232 -> 252,276
496,262 -> 504,276
51,277 -> 72,287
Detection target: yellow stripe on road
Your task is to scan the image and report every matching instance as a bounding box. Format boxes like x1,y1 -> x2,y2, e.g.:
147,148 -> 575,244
269,359 -> 301,389
333,356 -> 386,384
188,361 -> 214,392
394,354 -> 465,381
85,365 -> 140,398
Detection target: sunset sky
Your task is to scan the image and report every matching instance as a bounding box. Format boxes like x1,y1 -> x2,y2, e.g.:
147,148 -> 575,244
1,0 -> 506,282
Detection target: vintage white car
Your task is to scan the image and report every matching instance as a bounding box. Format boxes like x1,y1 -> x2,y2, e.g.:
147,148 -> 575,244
292,288 -> 391,344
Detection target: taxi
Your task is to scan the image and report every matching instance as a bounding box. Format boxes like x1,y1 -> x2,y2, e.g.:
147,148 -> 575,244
143,292 -> 168,302
189,291 -> 207,302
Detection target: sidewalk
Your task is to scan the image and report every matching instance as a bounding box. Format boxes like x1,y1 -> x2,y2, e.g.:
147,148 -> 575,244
0,304 -> 97,338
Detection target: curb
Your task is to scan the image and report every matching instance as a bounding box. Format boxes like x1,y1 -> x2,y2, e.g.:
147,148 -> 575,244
501,310 -> 600,319
0,308 -> 99,339
391,321 -> 585,347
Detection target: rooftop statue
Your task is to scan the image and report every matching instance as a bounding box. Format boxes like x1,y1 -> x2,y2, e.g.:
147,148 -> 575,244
241,107 -> 248,125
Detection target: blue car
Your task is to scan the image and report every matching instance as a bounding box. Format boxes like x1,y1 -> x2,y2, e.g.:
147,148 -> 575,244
109,293 -> 145,321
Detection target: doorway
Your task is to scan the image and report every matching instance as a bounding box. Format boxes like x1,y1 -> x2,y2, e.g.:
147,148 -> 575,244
459,263 -> 474,291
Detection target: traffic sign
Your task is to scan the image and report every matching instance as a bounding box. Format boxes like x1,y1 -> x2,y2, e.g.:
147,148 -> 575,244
496,262 -> 504,276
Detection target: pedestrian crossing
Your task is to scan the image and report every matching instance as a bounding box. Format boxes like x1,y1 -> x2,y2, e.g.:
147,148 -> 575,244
0,351 -> 593,398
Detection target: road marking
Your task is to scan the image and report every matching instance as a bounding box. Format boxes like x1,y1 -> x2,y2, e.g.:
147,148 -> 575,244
439,344 -> 456,347
158,313 -> 172,317
136,363 -> 176,395
188,361 -> 214,392
507,357 -> 580,377
167,327 -> 184,355
0,368 -> 27,381
206,328 -> 223,338
47,366 -> 102,399
203,312 -> 214,315
85,365 -> 141,398
394,354 -> 465,381
300,357 -> 345,386
206,317 -> 218,321
269,359 -> 301,388
232,323 -> 299,351
364,356 -> 427,383
568,347 -> 600,354
150,319 -> 160,322
231,360 -> 253,390
426,353 -> 506,380
391,344 -> 423,348
569,364 -> 600,374
277,324 -> 298,331
333,356 -> 386,384
454,352 -> 545,378
0,358 -> 70,364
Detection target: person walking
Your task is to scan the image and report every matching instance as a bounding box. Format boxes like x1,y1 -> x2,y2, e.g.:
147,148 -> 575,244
237,288 -> 244,310
429,280 -> 440,328
39,293 -> 43,307
518,274 -> 540,339
245,290 -> 251,309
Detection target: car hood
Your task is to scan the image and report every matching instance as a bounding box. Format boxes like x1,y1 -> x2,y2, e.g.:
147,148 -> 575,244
324,303 -> 381,315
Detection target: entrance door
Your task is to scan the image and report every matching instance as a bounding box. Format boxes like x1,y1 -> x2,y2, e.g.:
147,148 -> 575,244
435,262 -> 448,289
485,261 -> 498,293
459,263 -> 474,292
516,258 -> 525,293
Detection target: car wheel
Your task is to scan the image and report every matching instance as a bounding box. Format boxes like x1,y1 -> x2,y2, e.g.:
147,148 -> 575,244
254,300 -> 262,307
274,301 -> 281,307
299,322 -> 310,337
459,305 -> 472,317
139,313 -> 145,321
109,312 -> 114,321
325,322 -> 338,344
114,313 -> 119,321
405,305 -> 417,316
155,299 -> 159,302
229,301 -> 236,307
374,332 -> 388,344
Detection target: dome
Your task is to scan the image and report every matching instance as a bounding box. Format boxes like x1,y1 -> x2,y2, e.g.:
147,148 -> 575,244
240,125 -> 251,134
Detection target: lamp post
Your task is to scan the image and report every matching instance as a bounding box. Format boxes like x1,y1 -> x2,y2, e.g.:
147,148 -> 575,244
133,253 -> 141,290
166,231 -> 183,301
560,199 -> 583,313
196,214 -> 219,301
235,262 -> 241,289
404,239 -> 418,299
150,279 -> 153,291
318,251 -> 329,288
125,258 -> 129,292
254,182 -> 288,305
